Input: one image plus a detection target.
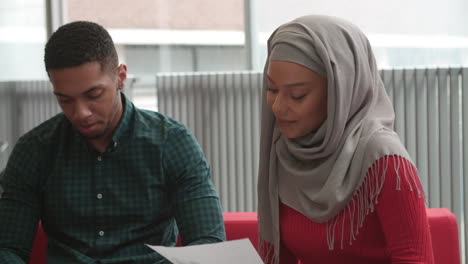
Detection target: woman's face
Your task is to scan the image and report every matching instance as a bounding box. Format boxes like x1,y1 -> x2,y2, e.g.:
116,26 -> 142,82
266,60 -> 328,139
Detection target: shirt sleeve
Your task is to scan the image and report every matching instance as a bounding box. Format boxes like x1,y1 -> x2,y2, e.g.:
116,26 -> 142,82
0,137 -> 43,263
163,125 -> 226,246
375,155 -> 435,264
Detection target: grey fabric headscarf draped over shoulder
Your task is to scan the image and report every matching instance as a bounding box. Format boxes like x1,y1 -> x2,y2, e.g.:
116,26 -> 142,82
257,15 -> 413,263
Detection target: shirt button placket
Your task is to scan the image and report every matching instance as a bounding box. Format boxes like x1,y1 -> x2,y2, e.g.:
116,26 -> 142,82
96,154 -> 104,245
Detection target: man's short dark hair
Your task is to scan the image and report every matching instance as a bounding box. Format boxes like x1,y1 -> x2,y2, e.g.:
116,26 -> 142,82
44,21 -> 119,73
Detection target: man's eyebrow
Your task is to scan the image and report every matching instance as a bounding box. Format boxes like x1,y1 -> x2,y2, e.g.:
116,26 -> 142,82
53,85 -> 104,97
83,86 -> 103,94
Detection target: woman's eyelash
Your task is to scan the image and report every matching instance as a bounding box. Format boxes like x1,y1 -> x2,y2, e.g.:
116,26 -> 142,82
267,87 -> 278,93
292,94 -> 306,100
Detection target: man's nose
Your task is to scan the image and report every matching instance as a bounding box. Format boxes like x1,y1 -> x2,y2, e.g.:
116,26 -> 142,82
74,101 -> 92,121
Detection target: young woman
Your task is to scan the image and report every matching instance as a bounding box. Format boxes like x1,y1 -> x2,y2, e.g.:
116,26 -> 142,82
257,15 -> 434,264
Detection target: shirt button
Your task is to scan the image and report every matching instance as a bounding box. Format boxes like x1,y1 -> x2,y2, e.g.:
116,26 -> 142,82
97,155 -> 102,161
97,193 -> 103,199
99,230 -> 104,236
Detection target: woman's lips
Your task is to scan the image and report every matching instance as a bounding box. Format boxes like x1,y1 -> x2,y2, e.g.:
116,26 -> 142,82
276,119 -> 296,127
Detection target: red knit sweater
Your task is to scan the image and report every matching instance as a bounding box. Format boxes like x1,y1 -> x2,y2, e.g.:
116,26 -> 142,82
277,156 -> 434,264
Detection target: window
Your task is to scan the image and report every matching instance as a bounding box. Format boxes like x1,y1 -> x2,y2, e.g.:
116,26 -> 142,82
251,0 -> 468,69
0,0 -> 47,80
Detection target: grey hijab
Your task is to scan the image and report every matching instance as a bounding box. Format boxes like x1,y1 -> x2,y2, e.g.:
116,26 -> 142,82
257,15 -> 413,263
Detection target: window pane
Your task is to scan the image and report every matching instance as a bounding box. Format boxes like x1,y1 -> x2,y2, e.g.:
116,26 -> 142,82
67,0 -> 247,110
252,0 -> 468,69
0,0 -> 47,80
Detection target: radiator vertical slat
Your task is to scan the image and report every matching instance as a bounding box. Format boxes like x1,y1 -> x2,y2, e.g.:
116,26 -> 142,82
242,72 -> 256,211
218,74 -> 229,211
197,74 -> 206,168
190,74 -> 197,132
163,75 -> 172,121
242,73 -> 253,211
176,74 -> 181,120
156,77 -> 165,120
23,84 -> 30,135
32,82 -> 38,125
403,69 -> 417,161
234,74 -> 245,211
43,82 -> 54,124
189,74 -> 197,139
171,75 -> 178,121
40,81 -> 47,122
184,74 -> 189,124
232,73 -> 239,211
21,85 -> 28,134
195,74 -> 205,148
48,81 -> 56,119
209,74 -> 223,209
438,68 -> 452,209
426,69 -> 440,208
204,74 -> 214,194
0,83 -> 11,170
219,73 -> 228,211
11,83 -> 20,145
462,68 -> 468,264
178,74 -> 186,124
21,84 -> 27,133
415,69 -> 429,194
174,75 -> 179,120
226,74 -> 237,211
450,68 -> 463,262
253,73 -> 262,210
194,74 -> 202,140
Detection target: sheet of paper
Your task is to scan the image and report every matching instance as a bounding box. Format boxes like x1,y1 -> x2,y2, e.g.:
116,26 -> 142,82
146,238 -> 263,264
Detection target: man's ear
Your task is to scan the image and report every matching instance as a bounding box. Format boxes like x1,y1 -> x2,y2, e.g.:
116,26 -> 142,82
117,64 -> 128,90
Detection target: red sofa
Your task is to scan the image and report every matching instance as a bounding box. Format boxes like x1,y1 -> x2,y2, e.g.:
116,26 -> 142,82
28,209 -> 459,264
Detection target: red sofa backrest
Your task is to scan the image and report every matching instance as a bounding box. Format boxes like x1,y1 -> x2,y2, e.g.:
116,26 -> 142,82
28,209 -> 459,264
426,208 -> 460,264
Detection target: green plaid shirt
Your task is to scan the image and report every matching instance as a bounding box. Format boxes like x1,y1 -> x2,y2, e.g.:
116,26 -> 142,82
0,95 -> 225,264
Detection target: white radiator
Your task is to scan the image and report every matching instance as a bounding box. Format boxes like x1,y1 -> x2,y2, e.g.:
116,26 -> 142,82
0,81 -> 61,169
157,72 -> 263,212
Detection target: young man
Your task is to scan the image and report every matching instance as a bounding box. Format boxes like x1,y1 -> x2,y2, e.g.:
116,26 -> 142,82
0,21 -> 225,264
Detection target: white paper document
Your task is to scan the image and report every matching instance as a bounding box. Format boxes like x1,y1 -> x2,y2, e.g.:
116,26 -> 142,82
146,238 -> 263,264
